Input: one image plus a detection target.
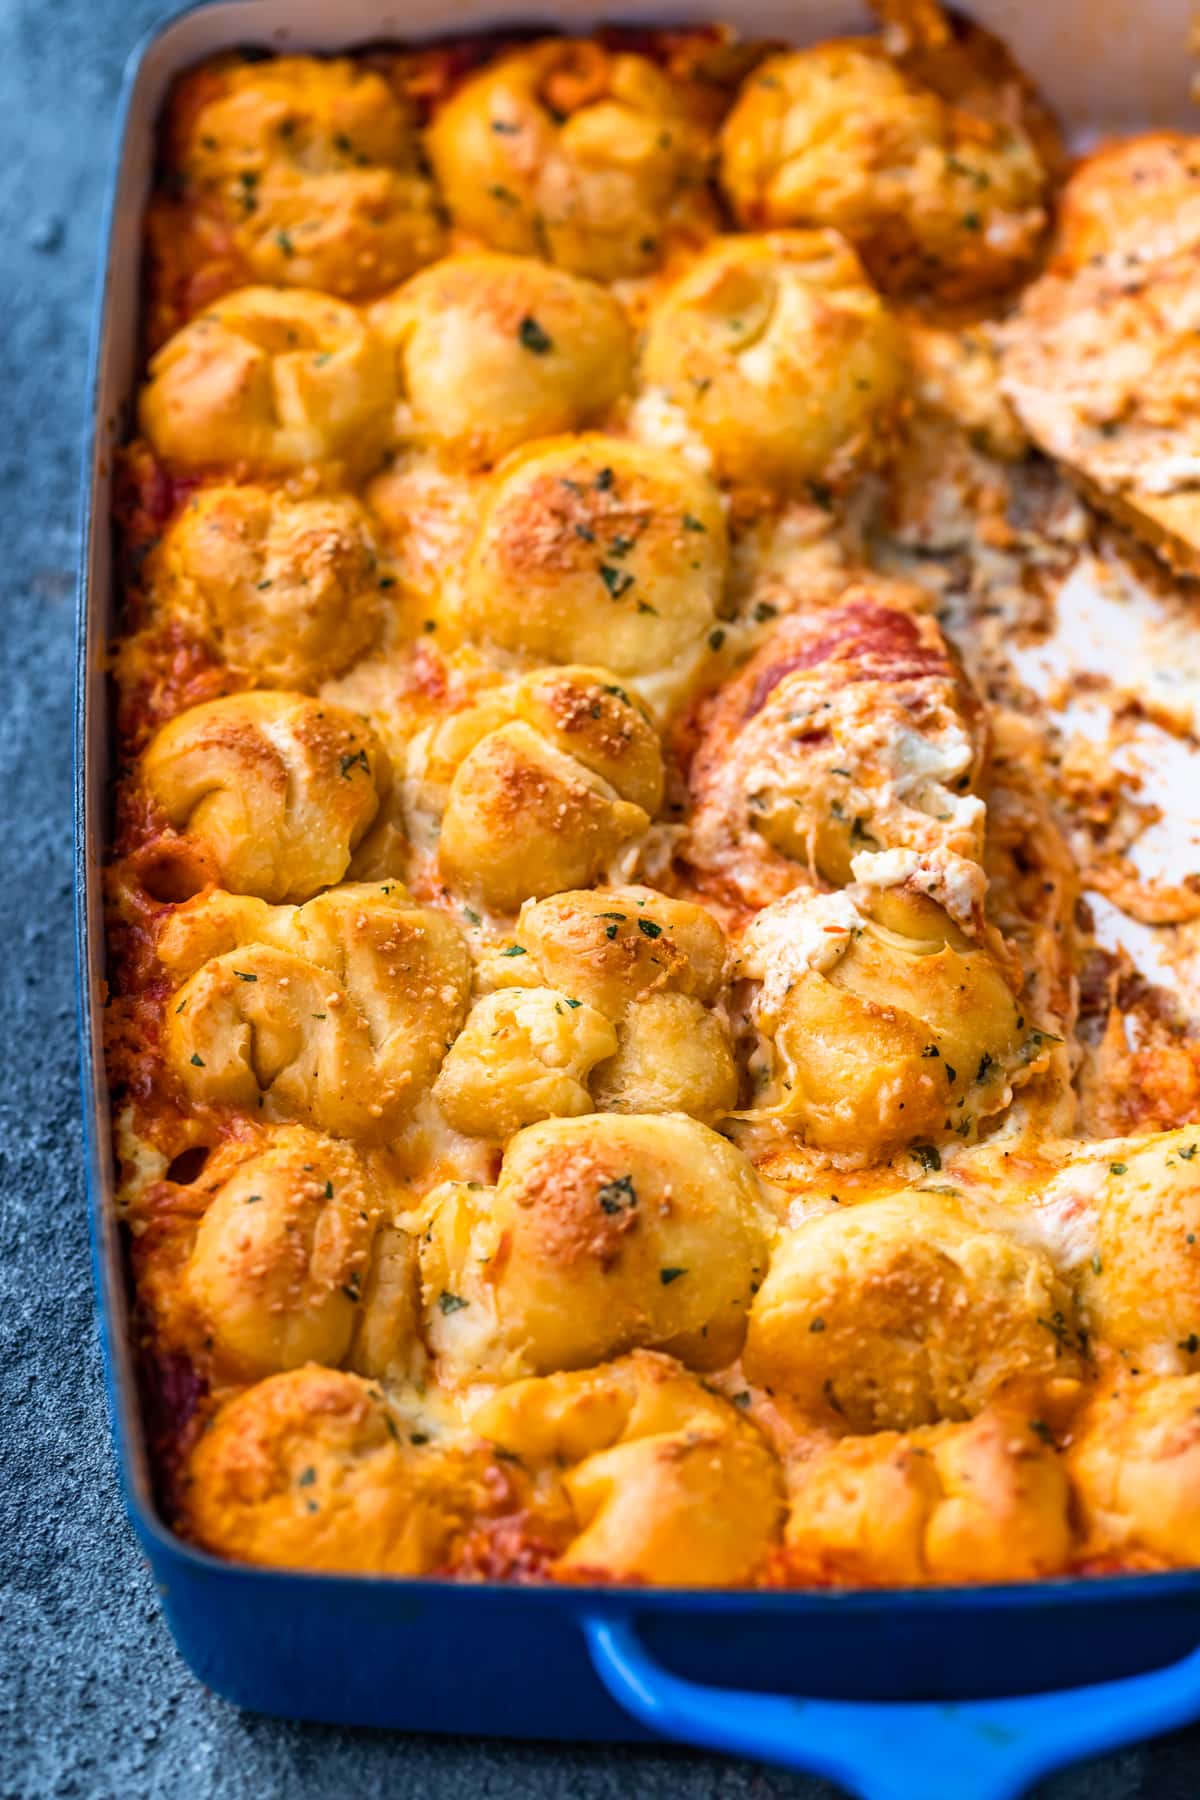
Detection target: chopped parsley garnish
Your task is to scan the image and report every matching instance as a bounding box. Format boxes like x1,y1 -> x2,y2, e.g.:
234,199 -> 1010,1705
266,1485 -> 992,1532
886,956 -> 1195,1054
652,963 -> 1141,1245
911,1143 -> 941,1173
233,970 -> 257,983
564,997 -> 582,1008
1109,1162 -> 1128,1176
1037,1310 -> 1071,1349
190,1053 -> 205,1068
438,1291 -> 468,1315
518,315 -> 553,354
339,748 -> 369,778
809,1317 -> 826,1333
342,1272 -> 361,1303
682,513 -> 707,533
597,1175 -> 637,1215
659,1267 -> 687,1285
599,563 -> 635,600
708,628 -> 726,652
1028,1419 -> 1055,1446
637,918 -> 662,939
324,1180 -> 334,1199
594,466 -> 614,491
297,1466 -> 317,1487
501,944 -> 527,957
276,229 -> 295,257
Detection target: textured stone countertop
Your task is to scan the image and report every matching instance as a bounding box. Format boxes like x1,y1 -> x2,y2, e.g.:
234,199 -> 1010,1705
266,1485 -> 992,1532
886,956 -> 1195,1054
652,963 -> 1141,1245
2,2 -> 1199,1793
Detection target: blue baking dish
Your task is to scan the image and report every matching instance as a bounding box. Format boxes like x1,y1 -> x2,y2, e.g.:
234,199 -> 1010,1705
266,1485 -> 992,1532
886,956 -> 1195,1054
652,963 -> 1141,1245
74,1 -> 1200,1793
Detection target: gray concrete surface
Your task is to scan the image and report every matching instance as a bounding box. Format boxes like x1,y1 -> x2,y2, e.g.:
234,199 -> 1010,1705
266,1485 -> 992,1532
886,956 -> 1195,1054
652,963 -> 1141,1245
2,1 -> 1200,1793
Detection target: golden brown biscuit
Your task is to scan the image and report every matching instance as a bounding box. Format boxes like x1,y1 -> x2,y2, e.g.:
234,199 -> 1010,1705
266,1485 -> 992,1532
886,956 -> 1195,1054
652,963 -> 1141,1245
472,1351 -> 784,1584
182,1366 -> 503,1573
641,231 -> 904,493
421,1112 -> 772,1379
139,286 -> 394,472
426,39 -> 712,279
185,1126 -> 381,1377
141,692 -> 389,903
370,253 -> 632,466
1069,1374 -> 1200,1566
720,35 -> 1053,302
745,1189 -> 1082,1429
144,486 -> 384,687
162,884 -> 470,1140
461,436 -> 727,676
736,887 -> 1035,1159
174,55 -> 444,297
786,1403 -> 1073,1585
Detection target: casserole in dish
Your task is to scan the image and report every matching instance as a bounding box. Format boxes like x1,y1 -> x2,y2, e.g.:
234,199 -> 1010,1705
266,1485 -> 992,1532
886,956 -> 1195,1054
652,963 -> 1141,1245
77,1 -> 1200,1793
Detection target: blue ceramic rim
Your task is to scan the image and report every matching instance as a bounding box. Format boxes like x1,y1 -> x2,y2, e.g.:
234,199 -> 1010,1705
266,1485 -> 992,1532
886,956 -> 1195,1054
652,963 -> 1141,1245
72,0 -> 1200,1627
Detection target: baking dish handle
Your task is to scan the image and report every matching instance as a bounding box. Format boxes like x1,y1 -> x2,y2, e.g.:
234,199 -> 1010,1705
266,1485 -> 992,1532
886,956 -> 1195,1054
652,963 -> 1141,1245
583,1613 -> 1200,1800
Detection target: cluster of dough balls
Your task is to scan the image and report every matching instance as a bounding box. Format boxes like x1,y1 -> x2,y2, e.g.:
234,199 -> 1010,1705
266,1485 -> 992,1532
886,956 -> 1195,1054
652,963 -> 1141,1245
182,1350 -> 784,1583
125,34 -> 1200,1596
170,1106 -> 1200,1583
